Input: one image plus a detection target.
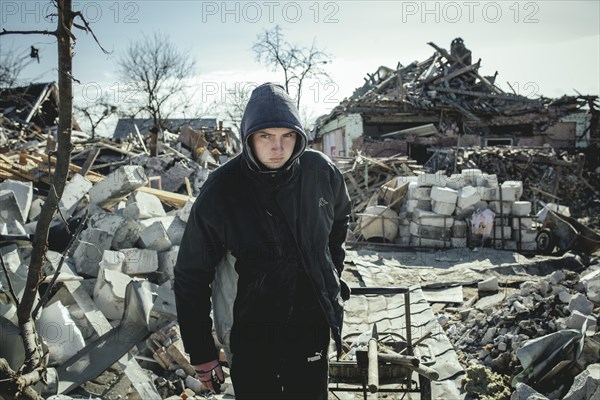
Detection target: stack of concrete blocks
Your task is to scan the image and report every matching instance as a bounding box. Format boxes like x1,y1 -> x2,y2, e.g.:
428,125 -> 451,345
396,169 -> 536,250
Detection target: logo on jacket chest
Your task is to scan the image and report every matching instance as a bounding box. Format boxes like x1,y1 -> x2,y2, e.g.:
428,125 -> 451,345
318,197 -> 328,207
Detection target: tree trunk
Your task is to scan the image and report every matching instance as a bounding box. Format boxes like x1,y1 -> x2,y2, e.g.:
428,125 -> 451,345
16,0 -> 74,375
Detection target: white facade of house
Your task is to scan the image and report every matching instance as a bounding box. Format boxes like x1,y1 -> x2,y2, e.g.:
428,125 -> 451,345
561,113 -> 592,147
319,114 -> 363,158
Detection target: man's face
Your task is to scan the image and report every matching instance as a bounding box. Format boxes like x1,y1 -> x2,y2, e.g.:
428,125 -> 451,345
249,127 -> 297,170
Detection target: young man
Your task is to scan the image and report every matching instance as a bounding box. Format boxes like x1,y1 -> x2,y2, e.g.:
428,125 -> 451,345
174,82 -> 351,399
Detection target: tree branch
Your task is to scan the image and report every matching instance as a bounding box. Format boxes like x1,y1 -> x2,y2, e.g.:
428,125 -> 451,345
32,210 -> 88,319
17,0 -> 74,374
0,252 -> 19,307
0,358 -> 43,400
72,11 -> 110,54
0,29 -> 56,36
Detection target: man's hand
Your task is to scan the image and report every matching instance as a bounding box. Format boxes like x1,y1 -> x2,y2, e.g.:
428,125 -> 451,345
193,359 -> 225,394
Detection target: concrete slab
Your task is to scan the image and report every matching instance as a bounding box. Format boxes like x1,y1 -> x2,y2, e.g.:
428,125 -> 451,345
422,285 -> 464,304
410,221 -> 451,240
444,174 -> 466,190
140,216 -> 186,246
461,169 -> 483,186
44,250 -> 78,278
568,293 -> 594,315
36,300 -> 86,365
0,220 -> 27,236
124,191 -> 166,219
0,180 -> 33,222
139,222 -> 172,252
500,181 -> 523,201
121,248 -> 159,275
89,166 -> 148,208
581,270 -> 600,303
409,186 -> 432,201
55,287 -> 163,400
478,277 -> 499,293
474,292 -> 505,310
28,198 -> 44,221
511,382 -> 549,400
562,363 -> 600,400
512,201 -> 532,216
479,187 -> 496,201
59,174 -> 93,217
93,266 -> 133,320
457,185 -> 481,209
99,250 -> 125,271
89,213 -> 142,250
567,310 -> 597,332
78,227 -> 114,254
432,200 -> 457,216
452,220 -> 467,238
413,171 -> 446,187
489,201 -> 513,215
0,189 -> 24,224
431,186 -> 458,203
480,173 -> 499,188
158,246 -> 179,283
73,241 -> 104,277
175,198 -> 196,223
406,199 -> 432,212
413,208 -> 454,227
150,282 -> 177,332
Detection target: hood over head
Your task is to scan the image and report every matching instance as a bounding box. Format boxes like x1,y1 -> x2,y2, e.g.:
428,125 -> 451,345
240,83 -> 307,171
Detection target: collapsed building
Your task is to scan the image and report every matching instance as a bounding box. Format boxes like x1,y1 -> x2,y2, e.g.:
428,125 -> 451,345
313,38 -> 598,163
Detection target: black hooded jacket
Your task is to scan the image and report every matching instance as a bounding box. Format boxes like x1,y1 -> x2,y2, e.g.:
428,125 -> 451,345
174,83 -> 351,364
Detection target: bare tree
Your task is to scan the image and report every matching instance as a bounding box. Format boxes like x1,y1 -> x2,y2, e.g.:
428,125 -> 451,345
0,44 -> 32,89
253,25 -> 332,109
0,1 -> 107,398
75,94 -> 117,138
218,83 -> 253,135
117,31 -> 196,130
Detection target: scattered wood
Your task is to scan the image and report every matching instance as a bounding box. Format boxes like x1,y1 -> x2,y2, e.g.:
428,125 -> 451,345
342,152 -> 423,219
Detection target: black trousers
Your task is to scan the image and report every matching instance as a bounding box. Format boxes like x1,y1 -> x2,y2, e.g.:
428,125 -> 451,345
230,304 -> 330,400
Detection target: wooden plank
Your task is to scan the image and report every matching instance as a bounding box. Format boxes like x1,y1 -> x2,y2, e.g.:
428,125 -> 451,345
80,146 -> 101,176
184,176 -> 193,198
138,186 -> 190,208
134,124 -> 149,154
346,174 -> 367,202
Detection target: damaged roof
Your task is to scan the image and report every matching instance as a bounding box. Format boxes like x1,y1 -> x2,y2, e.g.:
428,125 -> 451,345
0,82 -> 60,129
317,38 -> 597,135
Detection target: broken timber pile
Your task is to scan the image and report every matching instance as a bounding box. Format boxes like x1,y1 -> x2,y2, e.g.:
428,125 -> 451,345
426,146 -> 600,229
340,152 -> 424,221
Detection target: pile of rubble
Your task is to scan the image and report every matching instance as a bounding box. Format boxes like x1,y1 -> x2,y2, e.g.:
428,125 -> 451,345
0,160 -> 218,398
439,266 -> 600,399
426,146 -> 600,229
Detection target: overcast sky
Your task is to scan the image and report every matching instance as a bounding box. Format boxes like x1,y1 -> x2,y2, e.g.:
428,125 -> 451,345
1,1 -> 599,136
